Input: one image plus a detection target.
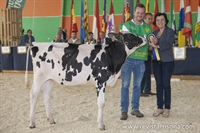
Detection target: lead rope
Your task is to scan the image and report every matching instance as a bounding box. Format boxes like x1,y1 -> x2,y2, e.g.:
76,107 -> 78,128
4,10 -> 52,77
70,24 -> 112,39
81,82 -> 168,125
25,46 -> 31,85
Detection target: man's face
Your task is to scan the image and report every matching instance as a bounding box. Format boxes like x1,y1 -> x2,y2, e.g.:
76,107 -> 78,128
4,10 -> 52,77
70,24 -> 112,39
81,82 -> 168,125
88,34 -> 93,40
58,27 -> 62,33
144,14 -> 153,25
71,32 -> 77,39
134,7 -> 146,22
100,32 -> 105,39
56,34 -> 61,40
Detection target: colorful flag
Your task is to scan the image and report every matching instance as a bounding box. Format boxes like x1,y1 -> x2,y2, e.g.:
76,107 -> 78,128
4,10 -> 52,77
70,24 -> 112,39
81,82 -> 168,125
129,0 -> 134,19
101,0 -> 107,32
6,0 -> 26,9
80,0 -> 86,42
146,0 -> 150,13
161,0 -> 165,13
106,0 -> 116,36
125,1 -> 130,22
84,0 -> 89,35
178,0 -> 185,47
121,0 -> 126,23
153,0 -> 159,31
195,0 -> 200,47
70,0 -> 78,34
136,0 -> 140,4
92,0 -> 100,39
183,0 -> 193,46
169,0 -> 176,33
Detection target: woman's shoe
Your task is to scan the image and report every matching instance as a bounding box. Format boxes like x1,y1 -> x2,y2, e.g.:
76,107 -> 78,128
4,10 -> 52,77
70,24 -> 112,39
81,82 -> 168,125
162,109 -> 170,118
153,109 -> 164,117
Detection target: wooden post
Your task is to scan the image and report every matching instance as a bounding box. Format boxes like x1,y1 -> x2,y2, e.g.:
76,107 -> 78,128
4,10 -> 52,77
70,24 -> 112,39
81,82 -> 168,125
0,7 -> 22,46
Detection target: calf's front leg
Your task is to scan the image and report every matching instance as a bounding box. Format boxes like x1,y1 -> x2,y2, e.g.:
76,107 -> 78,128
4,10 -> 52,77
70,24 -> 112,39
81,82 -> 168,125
96,83 -> 106,130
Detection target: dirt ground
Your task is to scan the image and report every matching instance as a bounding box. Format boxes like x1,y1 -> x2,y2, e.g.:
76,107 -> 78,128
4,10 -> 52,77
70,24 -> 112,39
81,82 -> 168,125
0,73 -> 199,133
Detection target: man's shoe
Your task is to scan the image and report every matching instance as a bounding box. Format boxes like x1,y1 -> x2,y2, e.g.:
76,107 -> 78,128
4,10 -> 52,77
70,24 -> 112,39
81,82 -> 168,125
147,91 -> 156,95
120,112 -> 128,120
131,110 -> 144,117
140,92 -> 149,97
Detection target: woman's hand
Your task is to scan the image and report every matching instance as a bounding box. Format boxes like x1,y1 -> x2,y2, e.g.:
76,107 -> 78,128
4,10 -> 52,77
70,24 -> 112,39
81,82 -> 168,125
152,37 -> 158,44
149,42 -> 158,48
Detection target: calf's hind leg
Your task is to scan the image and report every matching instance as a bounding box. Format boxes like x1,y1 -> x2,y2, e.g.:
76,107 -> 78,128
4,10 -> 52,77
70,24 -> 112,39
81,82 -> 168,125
42,80 -> 55,124
29,82 -> 43,128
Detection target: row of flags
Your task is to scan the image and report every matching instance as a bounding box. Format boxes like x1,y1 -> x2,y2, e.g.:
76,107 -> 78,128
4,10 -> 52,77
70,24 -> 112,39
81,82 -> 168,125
70,0 -> 115,40
196,0 -> 200,47
70,0 -> 200,47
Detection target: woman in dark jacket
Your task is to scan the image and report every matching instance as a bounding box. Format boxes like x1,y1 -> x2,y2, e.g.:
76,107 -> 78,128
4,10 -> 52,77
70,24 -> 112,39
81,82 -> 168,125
19,29 -> 35,46
149,12 -> 175,118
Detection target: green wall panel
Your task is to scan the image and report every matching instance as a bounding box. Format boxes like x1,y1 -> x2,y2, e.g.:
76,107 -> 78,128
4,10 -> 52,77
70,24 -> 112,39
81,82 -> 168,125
22,17 -> 61,42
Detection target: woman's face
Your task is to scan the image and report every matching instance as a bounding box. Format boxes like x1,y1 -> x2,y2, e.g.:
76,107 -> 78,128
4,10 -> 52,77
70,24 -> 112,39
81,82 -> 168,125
156,15 -> 166,29
27,31 -> 32,37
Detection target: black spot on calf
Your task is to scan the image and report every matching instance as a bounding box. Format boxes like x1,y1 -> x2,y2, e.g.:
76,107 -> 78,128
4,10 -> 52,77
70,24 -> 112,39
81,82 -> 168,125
87,75 -> 90,81
39,52 -> 47,62
51,59 -> 55,69
36,61 -> 40,68
47,59 -> 50,63
48,45 -> 53,52
83,41 -> 127,86
83,57 -> 90,66
61,44 -> 83,81
58,73 -> 61,76
31,47 -> 39,58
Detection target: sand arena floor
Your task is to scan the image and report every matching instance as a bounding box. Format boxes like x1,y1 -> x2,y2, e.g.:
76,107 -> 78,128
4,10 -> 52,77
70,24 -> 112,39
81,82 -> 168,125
0,73 -> 199,133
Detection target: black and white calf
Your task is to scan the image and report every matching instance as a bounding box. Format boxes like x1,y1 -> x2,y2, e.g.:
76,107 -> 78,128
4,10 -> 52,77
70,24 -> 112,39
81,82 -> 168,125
26,32 -> 146,130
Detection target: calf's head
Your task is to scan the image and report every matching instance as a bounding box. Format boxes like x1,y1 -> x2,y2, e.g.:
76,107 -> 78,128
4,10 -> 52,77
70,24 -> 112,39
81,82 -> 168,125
108,32 -> 146,51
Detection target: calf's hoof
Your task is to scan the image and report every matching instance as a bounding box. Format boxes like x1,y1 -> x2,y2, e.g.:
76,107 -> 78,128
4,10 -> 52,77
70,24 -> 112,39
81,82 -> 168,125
47,118 -> 56,124
99,125 -> 105,130
29,125 -> 36,129
50,121 -> 56,124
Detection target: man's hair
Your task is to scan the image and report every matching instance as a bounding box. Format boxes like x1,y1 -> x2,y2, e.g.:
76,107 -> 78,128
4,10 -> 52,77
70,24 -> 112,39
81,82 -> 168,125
56,33 -> 61,37
135,3 -> 146,11
88,32 -> 93,35
144,13 -> 152,19
152,12 -> 169,26
71,31 -> 77,34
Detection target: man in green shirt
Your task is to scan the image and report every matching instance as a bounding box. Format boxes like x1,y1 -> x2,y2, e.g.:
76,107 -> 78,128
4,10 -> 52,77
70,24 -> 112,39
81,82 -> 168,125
120,4 -> 152,120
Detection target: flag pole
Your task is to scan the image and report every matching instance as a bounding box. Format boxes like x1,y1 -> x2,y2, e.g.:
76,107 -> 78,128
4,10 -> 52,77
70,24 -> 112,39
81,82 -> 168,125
60,0 -> 65,27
